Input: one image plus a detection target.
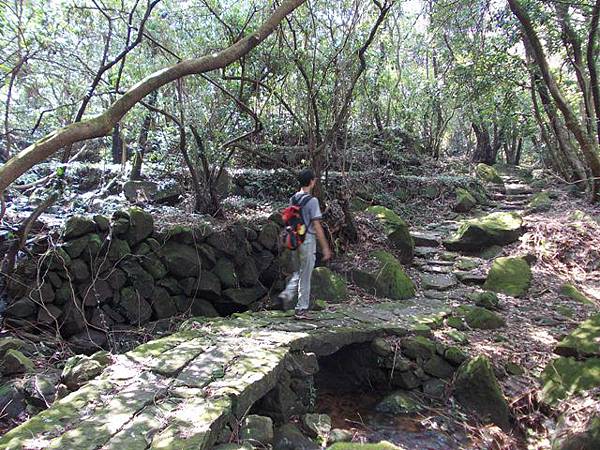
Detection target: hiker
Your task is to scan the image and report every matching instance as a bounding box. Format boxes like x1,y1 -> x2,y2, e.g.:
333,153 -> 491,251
279,168 -> 332,316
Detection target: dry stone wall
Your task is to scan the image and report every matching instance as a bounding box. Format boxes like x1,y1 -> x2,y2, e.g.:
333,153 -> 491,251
5,208 -> 289,353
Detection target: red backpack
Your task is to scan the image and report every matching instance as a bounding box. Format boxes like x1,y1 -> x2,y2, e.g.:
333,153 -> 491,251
281,194 -> 312,250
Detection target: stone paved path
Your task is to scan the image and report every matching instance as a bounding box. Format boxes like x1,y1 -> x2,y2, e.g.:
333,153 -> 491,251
0,173 -> 534,450
0,301 -> 447,450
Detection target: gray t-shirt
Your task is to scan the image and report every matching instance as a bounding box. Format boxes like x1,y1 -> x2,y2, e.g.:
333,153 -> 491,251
291,192 -> 322,234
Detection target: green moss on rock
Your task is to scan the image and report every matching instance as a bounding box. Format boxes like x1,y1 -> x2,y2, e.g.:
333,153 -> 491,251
365,206 -> 414,263
528,192 -> 552,212
444,212 -> 523,251
560,283 -> 594,305
453,356 -> 511,431
483,257 -> 531,297
311,267 -> 348,303
351,251 -> 415,300
555,314 -> 600,358
454,188 -> 477,213
465,306 -> 505,329
476,163 -> 504,185
541,356 -> 600,404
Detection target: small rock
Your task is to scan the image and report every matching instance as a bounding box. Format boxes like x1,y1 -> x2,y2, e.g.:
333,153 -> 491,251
371,337 -> 394,357
240,414 -> 274,446
421,273 -> 457,291
61,355 -> 106,390
375,391 -> 423,414
1,349 -> 34,375
422,379 -> 447,398
328,428 -> 353,444
444,347 -> 468,366
302,413 -> 332,439
273,423 -> 320,450
64,216 -> 96,240
68,330 -> 108,355
468,291 -> 500,310
465,306 -> 506,329
483,257 -> 532,297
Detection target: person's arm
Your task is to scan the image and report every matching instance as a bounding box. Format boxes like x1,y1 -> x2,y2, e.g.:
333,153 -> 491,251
312,219 -> 332,261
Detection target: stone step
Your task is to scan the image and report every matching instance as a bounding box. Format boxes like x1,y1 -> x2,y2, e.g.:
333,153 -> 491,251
410,231 -> 441,247
504,183 -> 534,195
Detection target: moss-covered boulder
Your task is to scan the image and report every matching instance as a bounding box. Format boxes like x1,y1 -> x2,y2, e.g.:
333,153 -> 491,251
541,356 -> 600,404
444,212 -> 523,251
365,206 -> 414,263
528,192 -> 552,212
311,267 -> 348,303
351,251 -> 415,300
483,257 -> 531,297
560,283 -> 594,305
464,306 -> 505,329
454,188 -> 477,213
554,314 -> 600,358
453,356 -> 511,431
475,163 -> 504,185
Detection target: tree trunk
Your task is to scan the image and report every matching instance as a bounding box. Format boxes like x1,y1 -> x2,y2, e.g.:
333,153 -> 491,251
509,0 -> 600,200
111,124 -> 124,164
130,91 -> 158,180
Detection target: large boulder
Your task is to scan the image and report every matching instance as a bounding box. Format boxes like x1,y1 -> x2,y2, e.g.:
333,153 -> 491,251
311,267 -> 348,303
444,212 -> 523,251
119,287 -> 153,324
351,251 -> 415,300
483,256 -> 531,297
365,206 -> 414,263
475,163 -> 504,185
453,356 -> 511,431
528,192 -> 552,213
123,180 -> 158,202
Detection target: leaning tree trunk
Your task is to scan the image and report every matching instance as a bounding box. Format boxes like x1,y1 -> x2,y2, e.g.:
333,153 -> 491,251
0,0 -> 308,194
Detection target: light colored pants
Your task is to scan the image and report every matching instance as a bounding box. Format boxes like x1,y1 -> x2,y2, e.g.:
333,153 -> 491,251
281,233 -> 316,310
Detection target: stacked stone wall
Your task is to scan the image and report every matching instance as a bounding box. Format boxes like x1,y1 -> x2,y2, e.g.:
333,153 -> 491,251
5,208 -> 289,352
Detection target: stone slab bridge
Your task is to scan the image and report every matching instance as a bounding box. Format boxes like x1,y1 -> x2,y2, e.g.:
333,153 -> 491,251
0,299 -> 447,450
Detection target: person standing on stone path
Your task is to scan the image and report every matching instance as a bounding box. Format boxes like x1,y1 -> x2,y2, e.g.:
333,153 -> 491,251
279,168 -> 332,317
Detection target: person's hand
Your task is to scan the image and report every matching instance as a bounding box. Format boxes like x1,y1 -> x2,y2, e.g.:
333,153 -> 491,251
322,247 -> 332,262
